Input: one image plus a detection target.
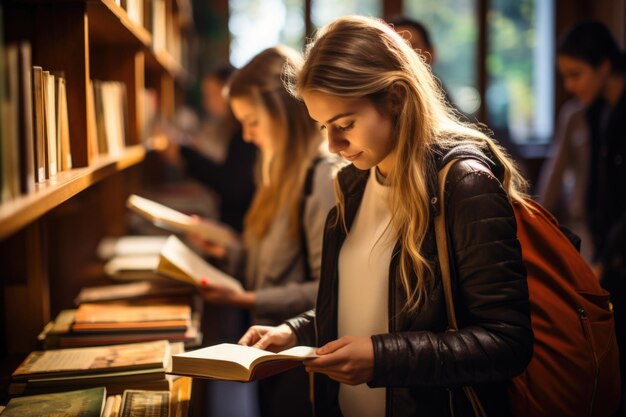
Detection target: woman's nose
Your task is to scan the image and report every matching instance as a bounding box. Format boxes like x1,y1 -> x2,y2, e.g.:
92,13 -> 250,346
327,129 -> 348,154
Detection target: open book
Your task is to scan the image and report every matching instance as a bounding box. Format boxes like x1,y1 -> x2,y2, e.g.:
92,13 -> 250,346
127,194 -> 238,247
157,235 -> 244,293
169,343 -> 318,382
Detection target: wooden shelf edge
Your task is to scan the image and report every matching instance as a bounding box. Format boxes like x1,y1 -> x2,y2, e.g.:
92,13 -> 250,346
88,0 -> 152,47
146,49 -> 186,80
0,145 -> 145,241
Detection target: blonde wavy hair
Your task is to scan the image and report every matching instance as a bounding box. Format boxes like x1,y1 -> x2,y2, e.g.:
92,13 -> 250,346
286,16 -> 529,312
225,46 -> 324,242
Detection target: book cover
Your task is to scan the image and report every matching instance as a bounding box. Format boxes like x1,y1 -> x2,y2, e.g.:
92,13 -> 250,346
54,74 -> 72,171
0,386 -> 106,417
169,343 -> 318,382
1,44 -> 20,201
119,389 -> 170,417
17,41 -> 35,194
126,194 -> 238,247
12,340 -> 170,380
42,70 -> 57,178
157,235 -> 243,293
32,66 -> 46,182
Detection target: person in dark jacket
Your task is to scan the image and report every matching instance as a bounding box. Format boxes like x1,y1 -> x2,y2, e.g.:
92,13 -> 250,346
557,20 -> 626,411
238,16 -> 533,417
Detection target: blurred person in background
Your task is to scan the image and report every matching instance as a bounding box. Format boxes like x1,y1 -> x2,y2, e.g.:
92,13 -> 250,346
557,20 -> 626,410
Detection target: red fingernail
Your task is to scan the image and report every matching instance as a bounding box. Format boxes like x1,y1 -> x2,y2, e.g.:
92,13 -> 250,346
200,277 -> 208,286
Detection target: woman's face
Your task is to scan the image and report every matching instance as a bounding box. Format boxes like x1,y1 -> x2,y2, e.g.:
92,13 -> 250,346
302,90 -> 396,176
557,55 -> 609,105
230,97 -> 274,152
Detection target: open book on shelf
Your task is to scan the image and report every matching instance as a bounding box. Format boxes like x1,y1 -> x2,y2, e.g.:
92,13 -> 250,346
127,194 -> 238,247
169,343 -> 318,382
157,235 -> 244,294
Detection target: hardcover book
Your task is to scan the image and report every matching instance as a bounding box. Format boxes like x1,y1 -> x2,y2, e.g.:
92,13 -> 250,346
12,340 -> 170,380
0,386 -> 106,417
119,389 -> 170,417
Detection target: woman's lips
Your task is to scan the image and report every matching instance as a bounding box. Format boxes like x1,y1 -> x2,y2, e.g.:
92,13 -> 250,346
342,151 -> 362,162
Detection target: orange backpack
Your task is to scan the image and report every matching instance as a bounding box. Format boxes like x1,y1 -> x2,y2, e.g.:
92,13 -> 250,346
435,159 -> 621,417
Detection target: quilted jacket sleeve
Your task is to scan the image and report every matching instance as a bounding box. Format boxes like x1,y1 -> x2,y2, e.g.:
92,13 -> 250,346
369,160 -> 533,388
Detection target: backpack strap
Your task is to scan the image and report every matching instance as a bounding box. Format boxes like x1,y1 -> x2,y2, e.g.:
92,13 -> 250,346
435,158 -> 489,417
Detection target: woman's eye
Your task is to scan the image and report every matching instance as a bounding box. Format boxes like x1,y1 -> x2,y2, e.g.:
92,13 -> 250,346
337,121 -> 354,132
318,125 -> 327,132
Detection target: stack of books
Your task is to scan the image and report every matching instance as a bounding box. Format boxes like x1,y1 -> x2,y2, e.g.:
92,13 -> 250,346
39,303 -> 201,349
8,340 -> 180,396
0,384 -> 186,417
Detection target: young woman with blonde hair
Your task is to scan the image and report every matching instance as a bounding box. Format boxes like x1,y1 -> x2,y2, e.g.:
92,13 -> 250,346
239,16 -> 533,417
190,46 -> 339,417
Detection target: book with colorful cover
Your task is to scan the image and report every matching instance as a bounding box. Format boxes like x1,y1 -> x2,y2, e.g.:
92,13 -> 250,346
0,387 -> 106,417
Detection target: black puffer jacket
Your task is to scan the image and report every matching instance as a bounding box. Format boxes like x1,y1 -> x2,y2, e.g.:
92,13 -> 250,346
286,146 -> 533,417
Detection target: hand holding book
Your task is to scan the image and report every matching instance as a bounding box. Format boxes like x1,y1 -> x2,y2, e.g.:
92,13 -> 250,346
238,323 -> 298,352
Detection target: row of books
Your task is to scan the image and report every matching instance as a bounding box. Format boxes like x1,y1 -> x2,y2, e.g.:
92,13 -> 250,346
0,40 -> 133,204
1,42 -> 71,202
1,386 -> 171,417
117,0 -> 184,63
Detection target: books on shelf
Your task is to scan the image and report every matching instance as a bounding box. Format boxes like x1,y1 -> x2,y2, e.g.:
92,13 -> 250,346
126,194 -> 238,247
12,340 -> 170,380
169,343 -> 318,382
32,65 -> 46,182
72,303 -> 191,332
38,307 -> 201,349
102,394 -> 122,417
54,73 -> 72,171
157,235 -> 243,293
42,70 -> 57,178
10,340 -> 178,396
0,387 -> 106,417
97,235 -> 169,260
74,280 -> 191,305
119,389 -> 170,417
17,41 -> 35,194
1,43 -> 21,202
91,80 -> 128,158
103,254 -> 164,281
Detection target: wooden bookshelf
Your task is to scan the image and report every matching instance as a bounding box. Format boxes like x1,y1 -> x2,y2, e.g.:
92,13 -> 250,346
0,0 -> 187,359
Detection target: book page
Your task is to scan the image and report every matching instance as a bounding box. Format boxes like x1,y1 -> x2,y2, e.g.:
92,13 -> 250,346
176,343 -> 270,369
159,235 -> 243,293
176,343 -> 318,370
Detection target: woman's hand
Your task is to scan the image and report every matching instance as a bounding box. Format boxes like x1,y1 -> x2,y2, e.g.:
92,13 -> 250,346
303,336 -> 374,385
187,231 -> 228,259
238,324 -> 297,352
198,279 -> 255,308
